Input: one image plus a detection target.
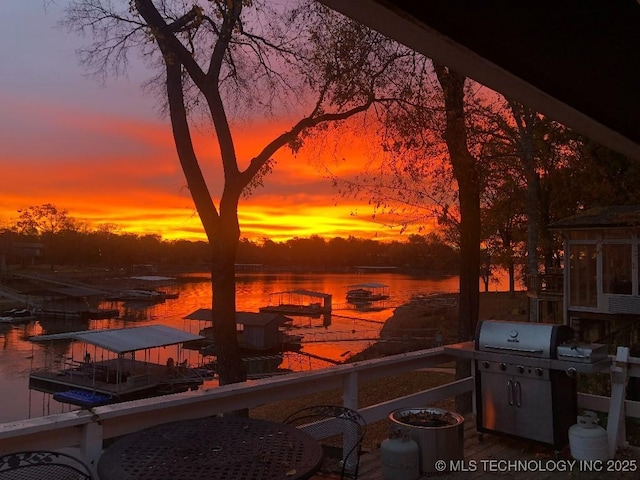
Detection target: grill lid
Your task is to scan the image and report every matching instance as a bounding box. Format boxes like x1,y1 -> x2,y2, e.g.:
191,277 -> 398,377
475,320 -> 574,359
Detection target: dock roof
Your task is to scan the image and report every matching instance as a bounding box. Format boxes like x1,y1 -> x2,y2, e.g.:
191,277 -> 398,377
30,325 -> 203,354
346,283 -> 389,289
23,285 -> 108,298
184,309 -> 291,326
269,289 -> 331,299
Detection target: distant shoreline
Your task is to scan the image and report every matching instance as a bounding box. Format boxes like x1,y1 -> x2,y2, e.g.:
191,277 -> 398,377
2,262 -> 459,279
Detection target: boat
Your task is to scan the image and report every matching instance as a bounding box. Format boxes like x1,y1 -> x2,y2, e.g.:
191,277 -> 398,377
105,289 -> 166,302
36,307 -> 119,321
128,275 -> 180,299
0,308 -> 37,324
259,289 -> 332,317
345,282 -> 390,303
159,290 -> 180,299
28,324 -> 212,408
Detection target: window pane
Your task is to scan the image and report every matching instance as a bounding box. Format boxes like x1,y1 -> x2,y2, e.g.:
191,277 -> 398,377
602,244 -> 632,295
569,244 -> 597,307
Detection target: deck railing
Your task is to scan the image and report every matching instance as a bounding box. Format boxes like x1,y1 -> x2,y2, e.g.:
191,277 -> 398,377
0,345 -> 639,477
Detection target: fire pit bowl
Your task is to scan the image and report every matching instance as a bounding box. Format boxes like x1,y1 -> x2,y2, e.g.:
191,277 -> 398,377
389,407 -> 464,474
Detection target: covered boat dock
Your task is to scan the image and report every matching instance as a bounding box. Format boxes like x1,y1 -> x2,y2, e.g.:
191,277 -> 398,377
259,289 -> 332,317
29,325 -> 209,407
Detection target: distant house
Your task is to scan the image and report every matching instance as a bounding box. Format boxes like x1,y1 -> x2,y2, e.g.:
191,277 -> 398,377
13,242 -> 44,265
549,205 -> 640,344
0,233 -> 43,267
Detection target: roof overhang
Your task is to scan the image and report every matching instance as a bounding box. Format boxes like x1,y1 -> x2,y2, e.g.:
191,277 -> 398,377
318,0 -> 640,161
548,205 -> 640,231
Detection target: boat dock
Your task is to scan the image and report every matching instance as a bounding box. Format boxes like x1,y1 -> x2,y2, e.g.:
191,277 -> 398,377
28,325 -> 210,407
0,273 -> 118,319
259,289 -> 332,317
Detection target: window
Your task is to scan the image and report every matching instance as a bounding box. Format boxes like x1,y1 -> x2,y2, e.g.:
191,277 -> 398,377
602,243 -> 632,295
569,244 -> 597,307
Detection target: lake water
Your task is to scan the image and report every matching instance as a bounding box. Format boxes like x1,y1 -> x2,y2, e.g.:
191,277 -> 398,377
0,271 -> 506,423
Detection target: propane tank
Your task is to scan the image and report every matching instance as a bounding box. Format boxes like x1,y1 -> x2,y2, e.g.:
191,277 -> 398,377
569,411 -> 610,461
381,427 -> 420,480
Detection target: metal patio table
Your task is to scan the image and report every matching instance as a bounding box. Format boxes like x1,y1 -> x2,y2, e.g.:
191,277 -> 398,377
97,415 -> 323,480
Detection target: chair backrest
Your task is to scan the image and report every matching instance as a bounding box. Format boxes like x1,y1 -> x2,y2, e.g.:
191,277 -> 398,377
283,405 -> 367,479
0,450 -> 93,480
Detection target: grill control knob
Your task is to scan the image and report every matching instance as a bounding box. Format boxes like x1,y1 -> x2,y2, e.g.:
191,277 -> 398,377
516,365 -> 525,374
482,361 -> 490,369
499,363 -> 507,371
566,367 -> 577,378
535,368 -> 543,377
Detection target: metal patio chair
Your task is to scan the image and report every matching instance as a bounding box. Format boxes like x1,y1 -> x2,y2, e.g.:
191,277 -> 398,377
283,405 -> 367,479
0,450 -> 93,480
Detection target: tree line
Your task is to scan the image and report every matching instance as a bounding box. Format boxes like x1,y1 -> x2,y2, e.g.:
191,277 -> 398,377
1,204 -> 459,273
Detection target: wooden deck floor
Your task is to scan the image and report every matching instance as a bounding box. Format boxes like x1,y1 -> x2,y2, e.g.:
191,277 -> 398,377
348,414 -> 640,480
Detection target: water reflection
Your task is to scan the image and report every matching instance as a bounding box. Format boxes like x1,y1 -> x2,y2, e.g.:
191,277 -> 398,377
0,271 -> 476,423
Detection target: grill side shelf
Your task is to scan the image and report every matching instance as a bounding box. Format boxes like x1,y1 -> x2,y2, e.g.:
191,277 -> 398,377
550,357 -> 611,374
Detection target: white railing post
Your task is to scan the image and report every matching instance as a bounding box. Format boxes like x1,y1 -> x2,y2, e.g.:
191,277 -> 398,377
79,419 -> 103,476
343,371 -> 358,411
608,346 -> 629,458
342,371 -> 359,472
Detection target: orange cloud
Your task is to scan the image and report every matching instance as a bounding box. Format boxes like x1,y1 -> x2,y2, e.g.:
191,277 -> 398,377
1,1 -> 442,245
1,92 -> 430,244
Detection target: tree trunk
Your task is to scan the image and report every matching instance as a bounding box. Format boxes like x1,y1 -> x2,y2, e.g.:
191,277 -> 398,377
509,102 -> 539,322
508,261 -> 515,292
159,46 -> 247,387
505,236 -> 515,292
210,212 -> 246,386
434,63 -> 481,415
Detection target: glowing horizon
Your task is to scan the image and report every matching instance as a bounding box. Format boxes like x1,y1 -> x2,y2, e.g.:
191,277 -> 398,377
0,103 -> 425,243
0,2 -> 435,245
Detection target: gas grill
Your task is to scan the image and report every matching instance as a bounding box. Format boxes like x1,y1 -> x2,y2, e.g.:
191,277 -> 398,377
444,319 -> 610,450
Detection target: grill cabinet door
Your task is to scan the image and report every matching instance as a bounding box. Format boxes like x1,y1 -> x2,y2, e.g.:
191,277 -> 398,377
477,365 -> 576,449
479,371 -> 516,436
512,375 -> 554,443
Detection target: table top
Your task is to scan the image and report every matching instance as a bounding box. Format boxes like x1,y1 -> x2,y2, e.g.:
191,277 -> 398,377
97,415 -> 323,480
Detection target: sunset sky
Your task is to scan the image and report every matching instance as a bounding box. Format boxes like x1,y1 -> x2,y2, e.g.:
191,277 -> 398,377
0,1 -> 432,243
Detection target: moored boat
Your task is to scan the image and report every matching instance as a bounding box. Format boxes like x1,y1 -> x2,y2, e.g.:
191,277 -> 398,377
0,308 -> 37,324
345,282 -> 390,303
105,288 -> 166,302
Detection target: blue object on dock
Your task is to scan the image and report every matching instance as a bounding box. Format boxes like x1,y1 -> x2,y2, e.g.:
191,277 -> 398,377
53,389 -> 113,408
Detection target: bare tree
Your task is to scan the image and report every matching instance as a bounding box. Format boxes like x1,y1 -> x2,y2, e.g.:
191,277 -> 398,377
16,204 -> 73,237
63,0 -> 413,385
